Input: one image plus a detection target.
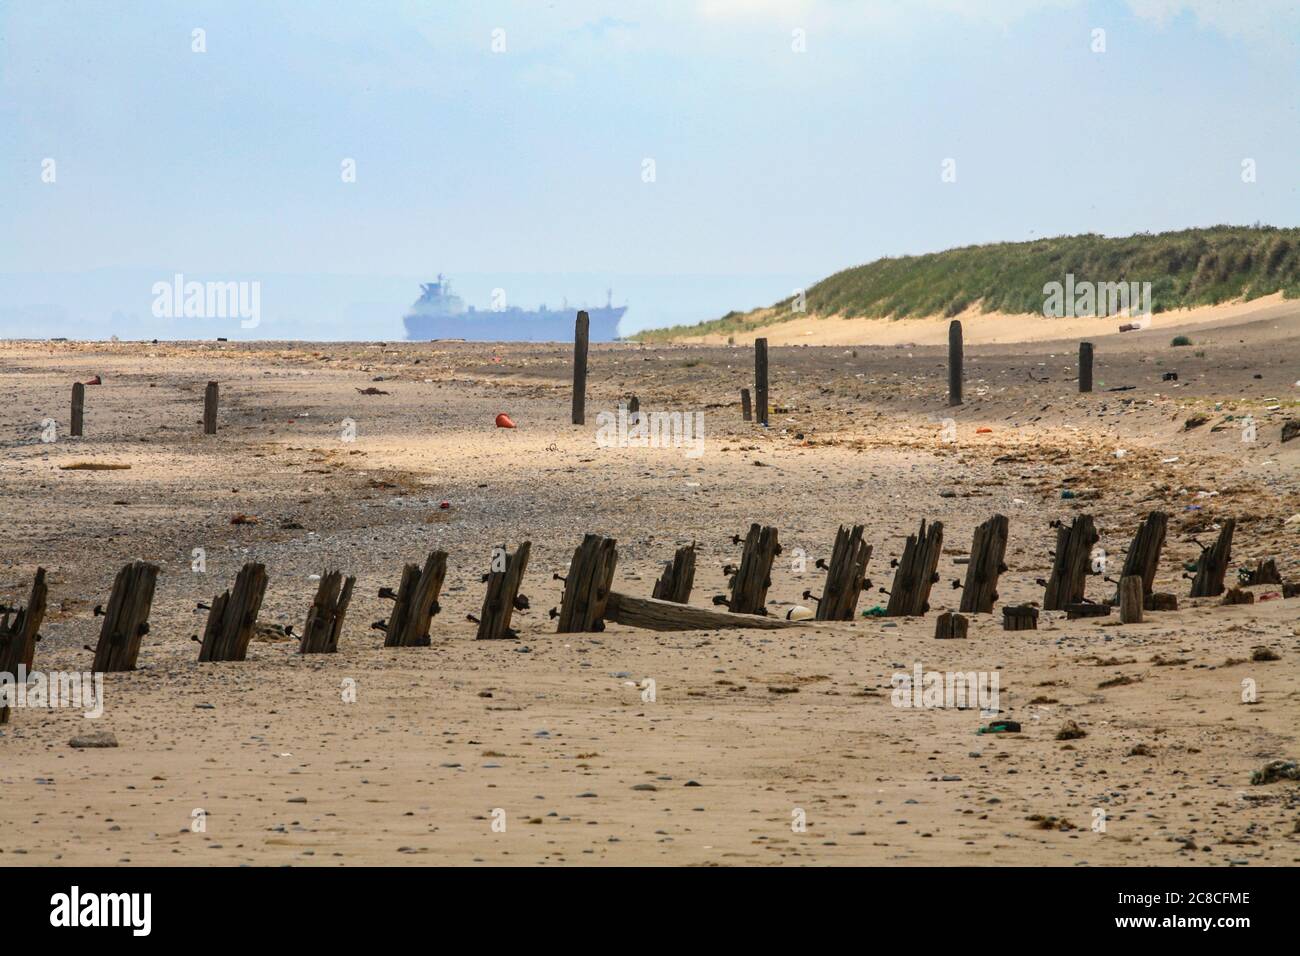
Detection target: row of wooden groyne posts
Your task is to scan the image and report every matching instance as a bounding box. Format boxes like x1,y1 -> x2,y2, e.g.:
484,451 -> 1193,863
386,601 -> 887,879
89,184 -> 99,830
2,507 -> 1289,723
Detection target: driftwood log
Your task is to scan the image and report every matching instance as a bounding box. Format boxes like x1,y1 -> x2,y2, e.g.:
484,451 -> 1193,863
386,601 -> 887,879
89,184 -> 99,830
1190,519 -> 1234,598
652,543 -> 696,604
197,562 -> 269,662
557,534 -> 617,633
299,570 -> 355,654
959,514 -> 1008,613
92,561 -> 160,672
476,542 -> 530,640
0,569 -> 49,724
885,519 -> 943,617
1043,514 -> 1099,610
604,591 -> 802,631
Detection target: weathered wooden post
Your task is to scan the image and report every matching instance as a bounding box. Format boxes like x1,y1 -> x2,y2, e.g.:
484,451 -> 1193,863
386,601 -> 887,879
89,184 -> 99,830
741,388 -> 752,423
1190,519 -> 1234,597
812,524 -> 873,621
948,320 -> 963,407
885,519 -> 944,616
475,542 -> 530,640
652,543 -> 696,604
0,569 -> 49,725
71,383 -> 85,437
197,562 -> 269,662
755,338 -> 769,426
1078,342 -> 1094,393
627,396 -> 640,426
92,561 -> 160,672
1112,511 -> 1166,605
1042,515 -> 1099,610
1001,605 -> 1038,631
958,514 -> 1008,613
203,381 -> 219,435
725,524 -> 780,615
299,570 -> 355,654
382,551 -> 447,647
556,534 -> 618,633
571,311 -> 589,425
1118,575 -> 1143,624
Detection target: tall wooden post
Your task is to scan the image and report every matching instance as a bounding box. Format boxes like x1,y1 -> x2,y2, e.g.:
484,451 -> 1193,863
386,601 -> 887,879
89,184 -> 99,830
203,381 -> 219,435
755,338 -> 769,426
71,383 -> 85,437
948,320 -> 963,407
1079,342 -> 1094,393
571,311 -> 589,425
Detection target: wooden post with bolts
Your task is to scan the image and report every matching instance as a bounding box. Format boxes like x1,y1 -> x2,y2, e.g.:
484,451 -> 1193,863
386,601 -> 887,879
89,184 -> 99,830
652,543 -> 697,604
571,311 -> 589,425
0,569 -> 49,725
948,320 -> 963,407
203,381 -> 219,435
557,534 -> 618,633
299,570 -> 355,654
1079,342 -> 1094,393
1190,519 -> 1234,598
754,338 -> 770,426
959,514 -> 1009,613
886,519 -> 944,617
1112,510 -> 1166,604
727,523 -> 780,615
197,562 -> 269,662
92,561 -> 160,672
71,383 -> 85,437
814,524 -> 873,621
475,542 -> 530,640
1043,514 -> 1099,610
382,551 -> 447,648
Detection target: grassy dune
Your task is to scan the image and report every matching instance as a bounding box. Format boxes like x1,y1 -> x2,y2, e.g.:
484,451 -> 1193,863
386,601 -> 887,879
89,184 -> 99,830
634,225 -> 1300,342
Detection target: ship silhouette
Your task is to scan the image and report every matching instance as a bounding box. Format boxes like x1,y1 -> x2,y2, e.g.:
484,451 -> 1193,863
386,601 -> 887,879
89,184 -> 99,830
403,275 -> 627,342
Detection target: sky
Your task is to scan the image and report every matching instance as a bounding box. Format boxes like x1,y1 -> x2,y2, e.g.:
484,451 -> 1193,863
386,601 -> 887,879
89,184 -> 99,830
2,0 -> 1298,339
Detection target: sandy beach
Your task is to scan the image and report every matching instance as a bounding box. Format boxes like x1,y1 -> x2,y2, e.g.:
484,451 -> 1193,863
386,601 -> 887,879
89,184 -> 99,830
0,305 -> 1297,866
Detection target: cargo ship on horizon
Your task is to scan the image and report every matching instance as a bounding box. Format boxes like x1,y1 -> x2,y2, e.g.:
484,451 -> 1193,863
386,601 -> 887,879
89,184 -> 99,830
402,275 -> 627,342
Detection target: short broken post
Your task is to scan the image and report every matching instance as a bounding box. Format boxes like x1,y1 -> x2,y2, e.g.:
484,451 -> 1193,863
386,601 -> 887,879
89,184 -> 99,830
1001,605 -> 1038,631
71,383 -> 85,437
812,524 -> 872,621
1042,514 -> 1099,610
934,610 -> 968,639
1119,575 -> 1143,624
740,388 -> 752,423
571,311 -> 589,425
948,320 -> 963,407
885,519 -> 944,617
1078,342 -> 1094,393
475,542 -> 530,640
203,381 -> 219,435
92,561 -> 160,672
0,569 -> 49,725
958,514 -> 1008,613
754,338 -> 769,426
1190,519 -> 1235,598
382,551 -> 447,647
299,570 -> 355,654
725,524 -> 780,615
556,534 -> 618,633
197,562 -> 269,662
652,543 -> 696,604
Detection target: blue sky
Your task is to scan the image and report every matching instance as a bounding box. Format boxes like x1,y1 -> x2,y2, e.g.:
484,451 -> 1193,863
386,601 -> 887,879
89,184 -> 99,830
2,0 -> 1298,338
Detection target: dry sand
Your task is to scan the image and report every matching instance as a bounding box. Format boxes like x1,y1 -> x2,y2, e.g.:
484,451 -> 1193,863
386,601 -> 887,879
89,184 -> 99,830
1,308 -> 1298,866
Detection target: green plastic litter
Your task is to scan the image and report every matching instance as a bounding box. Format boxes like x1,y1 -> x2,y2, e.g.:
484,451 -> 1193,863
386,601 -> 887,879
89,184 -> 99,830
862,605 -> 887,617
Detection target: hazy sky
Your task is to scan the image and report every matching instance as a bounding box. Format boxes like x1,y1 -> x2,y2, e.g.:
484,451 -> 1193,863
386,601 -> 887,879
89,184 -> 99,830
2,0 -> 1298,335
